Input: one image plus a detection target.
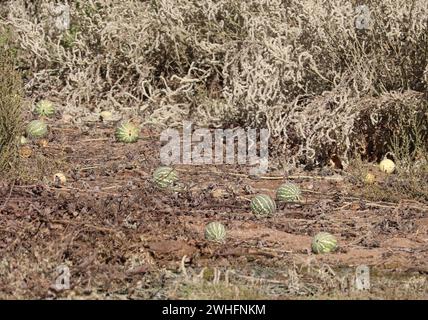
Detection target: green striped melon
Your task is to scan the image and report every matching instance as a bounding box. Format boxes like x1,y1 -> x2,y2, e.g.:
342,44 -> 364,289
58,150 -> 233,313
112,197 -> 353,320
26,120 -> 48,138
115,122 -> 139,143
250,194 -> 276,217
153,166 -> 179,189
35,100 -> 55,117
276,183 -> 301,202
205,222 -> 226,243
311,232 -> 338,254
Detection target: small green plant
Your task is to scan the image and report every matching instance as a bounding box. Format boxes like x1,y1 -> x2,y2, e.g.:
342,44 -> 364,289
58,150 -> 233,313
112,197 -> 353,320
60,25 -> 79,49
386,103 -> 428,201
0,29 -> 23,174
0,28 -> 18,60
388,106 -> 427,172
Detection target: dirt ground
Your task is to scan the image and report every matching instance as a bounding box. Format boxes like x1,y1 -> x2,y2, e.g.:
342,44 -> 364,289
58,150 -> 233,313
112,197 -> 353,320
0,121 -> 427,300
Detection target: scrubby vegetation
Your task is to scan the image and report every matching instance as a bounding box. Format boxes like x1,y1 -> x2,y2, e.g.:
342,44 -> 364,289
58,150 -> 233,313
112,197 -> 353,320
0,27 -> 23,175
1,0 -> 427,168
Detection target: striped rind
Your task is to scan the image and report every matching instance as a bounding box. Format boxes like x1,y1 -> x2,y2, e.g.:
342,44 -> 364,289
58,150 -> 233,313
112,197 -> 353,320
35,100 -> 55,117
26,120 -> 48,138
115,122 -> 139,143
205,222 -> 226,243
276,183 -> 301,202
250,194 -> 276,217
153,166 -> 179,189
311,232 -> 337,254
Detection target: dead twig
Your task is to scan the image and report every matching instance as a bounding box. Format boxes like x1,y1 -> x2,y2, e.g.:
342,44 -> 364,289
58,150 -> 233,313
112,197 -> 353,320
0,180 -> 15,212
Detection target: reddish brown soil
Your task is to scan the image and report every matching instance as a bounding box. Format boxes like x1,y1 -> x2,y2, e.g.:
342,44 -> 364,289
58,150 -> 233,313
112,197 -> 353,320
0,123 -> 427,299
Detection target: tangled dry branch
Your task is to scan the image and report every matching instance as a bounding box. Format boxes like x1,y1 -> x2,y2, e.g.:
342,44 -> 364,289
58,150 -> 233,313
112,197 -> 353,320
1,0 -> 427,167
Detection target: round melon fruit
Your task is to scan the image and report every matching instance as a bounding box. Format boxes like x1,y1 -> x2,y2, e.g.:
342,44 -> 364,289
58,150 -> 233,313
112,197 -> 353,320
250,194 -> 276,217
26,120 -> 48,139
153,166 -> 179,189
205,222 -> 226,243
379,158 -> 395,174
311,232 -> 338,254
115,122 -> 139,143
276,183 -> 301,202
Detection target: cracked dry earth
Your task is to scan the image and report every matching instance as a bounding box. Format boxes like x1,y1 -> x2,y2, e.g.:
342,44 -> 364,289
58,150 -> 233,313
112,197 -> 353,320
0,122 -> 427,299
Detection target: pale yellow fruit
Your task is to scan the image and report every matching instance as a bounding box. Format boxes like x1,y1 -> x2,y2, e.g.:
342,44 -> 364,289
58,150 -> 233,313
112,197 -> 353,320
364,173 -> 375,184
379,158 -> 395,174
99,111 -> 113,121
53,173 -> 67,185
20,136 -> 28,145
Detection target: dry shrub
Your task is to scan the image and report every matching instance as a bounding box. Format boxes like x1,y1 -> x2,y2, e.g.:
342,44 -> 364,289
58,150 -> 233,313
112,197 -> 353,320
1,0 -> 154,119
1,0 -> 427,166
353,90 -> 427,160
0,27 -> 23,175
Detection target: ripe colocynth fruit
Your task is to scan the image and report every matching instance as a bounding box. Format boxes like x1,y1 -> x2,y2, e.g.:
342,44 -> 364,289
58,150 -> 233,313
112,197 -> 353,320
379,158 -> 395,174
53,172 -> 67,185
